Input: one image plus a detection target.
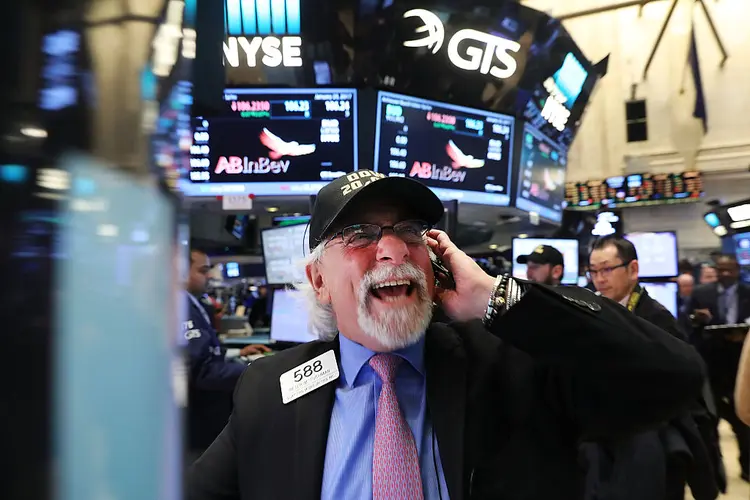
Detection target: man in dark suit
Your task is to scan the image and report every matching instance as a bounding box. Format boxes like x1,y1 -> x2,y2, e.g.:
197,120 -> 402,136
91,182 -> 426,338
185,248 -> 268,455
692,254 -> 750,479
587,236 -> 722,499
187,171 -> 704,500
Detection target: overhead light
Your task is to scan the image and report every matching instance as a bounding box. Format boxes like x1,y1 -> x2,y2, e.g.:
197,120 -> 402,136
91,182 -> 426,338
488,244 -> 498,250
730,220 -> 750,230
703,212 -> 720,228
727,204 -> 750,222
518,233 -> 528,239
21,127 -> 48,138
713,225 -> 728,237
97,224 -> 119,237
267,207 -> 279,213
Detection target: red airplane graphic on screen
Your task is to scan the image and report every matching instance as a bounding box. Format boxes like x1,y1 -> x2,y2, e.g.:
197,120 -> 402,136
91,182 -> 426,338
445,140 -> 485,170
259,128 -> 316,160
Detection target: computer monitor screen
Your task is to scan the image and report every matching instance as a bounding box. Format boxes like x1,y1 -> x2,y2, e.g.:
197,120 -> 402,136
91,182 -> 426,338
272,214 -> 311,227
261,223 -> 309,285
184,88 -> 358,196
374,91 -> 516,206
270,288 -> 316,343
511,238 -> 579,285
225,262 -> 240,278
225,214 -> 248,240
640,282 -> 678,318
624,231 -> 678,278
514,123 -> 568,222
734,232 -> 750,266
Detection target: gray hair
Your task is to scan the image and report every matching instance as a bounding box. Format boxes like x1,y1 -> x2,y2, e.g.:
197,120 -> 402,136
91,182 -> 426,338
292,244 -> 339,340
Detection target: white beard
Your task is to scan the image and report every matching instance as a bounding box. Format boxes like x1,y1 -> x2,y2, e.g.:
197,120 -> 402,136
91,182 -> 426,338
356,262 -> 433,351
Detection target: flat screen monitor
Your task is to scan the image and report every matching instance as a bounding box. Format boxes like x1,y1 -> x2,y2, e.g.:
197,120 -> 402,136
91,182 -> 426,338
272,214 -> 311,227
225,214 -> 249,240
261,223 -> 309,285
514,123 -> 568,222
640,282 -> 678,318
373,91 -> 516,206
734,232 -> 750,266
225,262 -> 240,278
183,88 -> 358,196
511,238 -> 579,285
624,231 -> 679,279
270,288 -> 316,343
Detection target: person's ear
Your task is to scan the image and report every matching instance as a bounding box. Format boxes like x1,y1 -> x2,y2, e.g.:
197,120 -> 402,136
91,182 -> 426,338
553,265 -> 563,280
629,260 -> 640,280
306,261 -> 331,305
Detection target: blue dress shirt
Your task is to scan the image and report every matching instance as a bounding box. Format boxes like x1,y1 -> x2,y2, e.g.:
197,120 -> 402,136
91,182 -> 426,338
321,335 -> 449,500
719,283 -> 739,324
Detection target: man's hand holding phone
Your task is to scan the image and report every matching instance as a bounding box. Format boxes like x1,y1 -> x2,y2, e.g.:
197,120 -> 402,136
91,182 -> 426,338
425,229 -> 496,323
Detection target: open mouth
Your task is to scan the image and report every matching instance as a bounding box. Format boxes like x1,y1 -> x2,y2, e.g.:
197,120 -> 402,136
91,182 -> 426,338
370,279 -> 415,302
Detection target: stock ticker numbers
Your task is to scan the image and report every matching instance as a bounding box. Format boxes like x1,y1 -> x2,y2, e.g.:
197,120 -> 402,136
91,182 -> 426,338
565,171 -> 704,209
375,92 -> 515,206
187,89 -> 357,187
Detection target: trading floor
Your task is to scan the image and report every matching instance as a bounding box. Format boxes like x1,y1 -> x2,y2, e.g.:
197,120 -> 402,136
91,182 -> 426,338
706,422 -> 749,500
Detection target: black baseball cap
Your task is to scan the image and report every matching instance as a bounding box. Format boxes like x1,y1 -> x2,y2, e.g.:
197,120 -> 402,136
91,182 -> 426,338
308,170 -> 444,250
517,245 -> 565,268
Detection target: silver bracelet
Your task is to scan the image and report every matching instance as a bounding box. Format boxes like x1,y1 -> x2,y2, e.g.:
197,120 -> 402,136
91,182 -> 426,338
484,275 -> 503,325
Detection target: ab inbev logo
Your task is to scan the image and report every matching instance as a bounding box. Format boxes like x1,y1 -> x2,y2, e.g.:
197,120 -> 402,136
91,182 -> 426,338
402,9 -> 521,81
215,128 -> 315,175
223,0 -> 302,68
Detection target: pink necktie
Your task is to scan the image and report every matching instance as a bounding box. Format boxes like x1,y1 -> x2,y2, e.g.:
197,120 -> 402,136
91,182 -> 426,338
369,354 -> 424,500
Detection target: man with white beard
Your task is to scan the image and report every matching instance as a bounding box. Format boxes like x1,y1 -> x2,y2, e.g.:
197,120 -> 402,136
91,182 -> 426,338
188,170 -> 705,500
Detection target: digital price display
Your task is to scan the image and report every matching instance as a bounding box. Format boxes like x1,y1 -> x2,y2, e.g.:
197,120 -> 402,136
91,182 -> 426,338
374,91 -> 515,206
181,88 -> 358,196
514,123 -> 567,222
565,171 -> 704,210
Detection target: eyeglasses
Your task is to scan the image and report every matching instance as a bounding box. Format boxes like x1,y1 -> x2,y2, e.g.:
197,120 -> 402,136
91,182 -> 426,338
326,220 -> 431,249
586,262 -> 630,280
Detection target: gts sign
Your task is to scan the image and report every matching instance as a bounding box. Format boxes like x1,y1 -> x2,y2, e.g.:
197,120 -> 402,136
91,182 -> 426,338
402,9 -> 521,81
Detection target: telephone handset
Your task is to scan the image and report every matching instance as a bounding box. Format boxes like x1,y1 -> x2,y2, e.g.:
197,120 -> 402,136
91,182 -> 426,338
431,254 -> 456,290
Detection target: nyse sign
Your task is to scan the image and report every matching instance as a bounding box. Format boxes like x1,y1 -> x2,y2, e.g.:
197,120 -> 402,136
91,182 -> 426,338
403,9 -> 521,81
223,36 -> 302,68
223,0 -> 303,68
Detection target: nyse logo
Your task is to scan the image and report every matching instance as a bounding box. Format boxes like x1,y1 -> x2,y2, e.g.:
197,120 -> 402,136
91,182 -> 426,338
409,162 -> 466,183
223,0 -> 303,68
403,9 -> 521,81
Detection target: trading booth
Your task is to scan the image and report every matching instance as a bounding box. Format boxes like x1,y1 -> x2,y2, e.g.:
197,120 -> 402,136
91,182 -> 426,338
180,0 -> 608,346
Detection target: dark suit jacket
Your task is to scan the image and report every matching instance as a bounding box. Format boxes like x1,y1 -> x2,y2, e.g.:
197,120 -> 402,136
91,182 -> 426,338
186,295 -> 246,451
187,283 -> 704,500
691,282 -> 750,396
691,282 -> 750,327
579,290 -> 721,500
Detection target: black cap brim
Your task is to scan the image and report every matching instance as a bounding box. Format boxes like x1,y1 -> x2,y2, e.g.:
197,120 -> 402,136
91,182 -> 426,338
516,254 -> 543,265
312,177 -> 444,249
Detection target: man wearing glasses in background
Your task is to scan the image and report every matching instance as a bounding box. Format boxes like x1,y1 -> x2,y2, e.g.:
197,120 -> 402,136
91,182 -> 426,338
586,235 -> 722,498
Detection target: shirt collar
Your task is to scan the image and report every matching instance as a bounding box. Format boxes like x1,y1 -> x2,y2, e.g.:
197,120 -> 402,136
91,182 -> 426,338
338,333 -> 425,388
719,282 -> 738,295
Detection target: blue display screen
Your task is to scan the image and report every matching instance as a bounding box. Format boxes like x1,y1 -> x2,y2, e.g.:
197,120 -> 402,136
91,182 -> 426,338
552,52 -> 588,109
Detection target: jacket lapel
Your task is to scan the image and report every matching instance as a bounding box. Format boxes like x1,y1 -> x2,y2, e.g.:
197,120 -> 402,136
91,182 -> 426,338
291,339 -> 339,500
426,324 -> 467,500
